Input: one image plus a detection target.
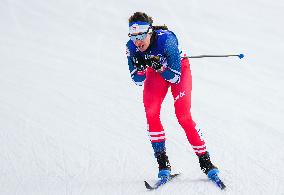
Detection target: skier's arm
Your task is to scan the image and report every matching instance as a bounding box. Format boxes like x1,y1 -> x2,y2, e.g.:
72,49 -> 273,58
160,34 -> 181,84
126,46 -> 146,86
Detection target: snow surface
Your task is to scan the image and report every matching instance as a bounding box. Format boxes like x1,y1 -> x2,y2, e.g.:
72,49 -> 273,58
1,0 -> 284,194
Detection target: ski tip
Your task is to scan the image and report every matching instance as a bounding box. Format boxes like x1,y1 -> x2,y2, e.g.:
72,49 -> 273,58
144,181 -> 155,190
144,173 -> 181,190
219,182 -> 226,190
144,181 -> 150,188
207,169 -> 226,190
213,178 -> 226,190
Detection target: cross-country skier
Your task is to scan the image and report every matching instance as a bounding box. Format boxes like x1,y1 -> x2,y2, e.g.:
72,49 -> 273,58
126,12 -> 220,181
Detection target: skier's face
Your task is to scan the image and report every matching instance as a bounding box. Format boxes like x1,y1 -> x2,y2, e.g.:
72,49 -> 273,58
133,33 -> 151,52
129,22 -> 152,52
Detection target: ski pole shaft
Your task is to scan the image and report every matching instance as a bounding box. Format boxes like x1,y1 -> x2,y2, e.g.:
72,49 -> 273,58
182,54 -> 244,59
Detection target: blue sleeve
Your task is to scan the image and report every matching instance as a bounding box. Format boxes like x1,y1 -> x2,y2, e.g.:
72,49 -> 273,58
160,34 -> 181,84
126,44 -> 146,86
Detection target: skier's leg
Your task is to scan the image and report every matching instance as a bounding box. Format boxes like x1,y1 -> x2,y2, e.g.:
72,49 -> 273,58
171,58 -> 218,175
171,58 -> 207,155
143,69 -> 171,177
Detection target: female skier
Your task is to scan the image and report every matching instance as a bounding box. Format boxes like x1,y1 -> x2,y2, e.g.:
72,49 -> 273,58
126,12 -> 219,181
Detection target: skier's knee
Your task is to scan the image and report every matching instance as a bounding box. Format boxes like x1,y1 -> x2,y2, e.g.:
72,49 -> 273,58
176,114 -> 193,126
146,106 -> 161,120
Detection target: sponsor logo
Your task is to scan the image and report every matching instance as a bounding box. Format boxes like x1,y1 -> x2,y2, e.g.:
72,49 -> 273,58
174,91 -> 186,102
126,47 -> 130,57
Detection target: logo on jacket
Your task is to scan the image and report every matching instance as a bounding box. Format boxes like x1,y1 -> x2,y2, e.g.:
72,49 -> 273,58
157,32 -> 165,36
126,47 -> 130,57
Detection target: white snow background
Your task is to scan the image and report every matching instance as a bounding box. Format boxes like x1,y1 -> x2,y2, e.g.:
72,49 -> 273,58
0,0 -> 284,194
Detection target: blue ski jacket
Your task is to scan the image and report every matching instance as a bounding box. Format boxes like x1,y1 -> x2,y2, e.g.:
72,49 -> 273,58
126,30 -> 181,86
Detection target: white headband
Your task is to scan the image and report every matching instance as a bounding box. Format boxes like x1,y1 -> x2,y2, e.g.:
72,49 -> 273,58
129,21 -> 151,34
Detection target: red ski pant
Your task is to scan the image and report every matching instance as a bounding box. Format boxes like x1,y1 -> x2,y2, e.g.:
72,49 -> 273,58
143,58 -> 206,155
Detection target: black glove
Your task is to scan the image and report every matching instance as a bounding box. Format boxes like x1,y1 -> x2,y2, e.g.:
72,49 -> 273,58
132,56 -> 147,71
148,56 -> 164,72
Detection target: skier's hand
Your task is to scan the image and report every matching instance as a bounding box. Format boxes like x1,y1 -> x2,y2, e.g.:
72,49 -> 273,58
132,56 -> 147,71
149,56 -> 165,72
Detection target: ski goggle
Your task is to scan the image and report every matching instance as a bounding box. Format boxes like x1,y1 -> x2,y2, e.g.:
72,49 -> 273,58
128,32 -> 148,41
128,21 -> 152,42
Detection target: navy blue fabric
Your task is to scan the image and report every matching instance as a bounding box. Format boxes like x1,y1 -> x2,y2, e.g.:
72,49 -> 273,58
126,30 -> 181,85
151,141 -> 166,156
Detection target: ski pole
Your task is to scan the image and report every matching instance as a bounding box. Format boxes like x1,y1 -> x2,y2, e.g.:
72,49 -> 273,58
182,54 -> 244,59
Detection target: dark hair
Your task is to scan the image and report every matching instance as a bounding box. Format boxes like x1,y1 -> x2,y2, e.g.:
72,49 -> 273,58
129,12 -> 168,30
152,25 -> 168,30
129,12 -> 153,25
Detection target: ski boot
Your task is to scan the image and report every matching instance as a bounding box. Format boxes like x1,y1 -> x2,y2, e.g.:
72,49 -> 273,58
144,151 -> 176,190
198,152 -> 226,189
198,152 -> 218,175
156,151 -> 171,180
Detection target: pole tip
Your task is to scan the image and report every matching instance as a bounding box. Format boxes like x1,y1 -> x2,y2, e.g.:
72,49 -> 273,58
238,54 -> 244,59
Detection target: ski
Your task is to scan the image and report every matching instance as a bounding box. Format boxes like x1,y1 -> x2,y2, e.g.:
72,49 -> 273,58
210,174 -> 226,189
207,170 -> 226,190
144,173 -> 180,190
144,171 -> 225,190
